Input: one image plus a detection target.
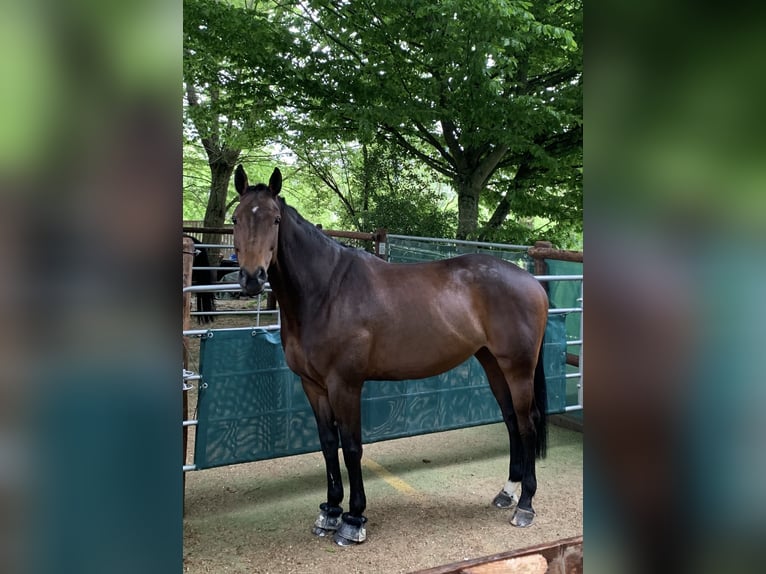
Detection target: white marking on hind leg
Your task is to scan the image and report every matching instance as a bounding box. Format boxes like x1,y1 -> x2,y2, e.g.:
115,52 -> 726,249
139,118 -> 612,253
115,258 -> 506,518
251,206 -> 259,213
503,480 -> 521,497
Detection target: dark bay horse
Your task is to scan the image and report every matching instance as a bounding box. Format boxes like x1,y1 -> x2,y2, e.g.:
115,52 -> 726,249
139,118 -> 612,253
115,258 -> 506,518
184,236 -> 252,323
232,165 -> 549,545
184,234 -> 216,324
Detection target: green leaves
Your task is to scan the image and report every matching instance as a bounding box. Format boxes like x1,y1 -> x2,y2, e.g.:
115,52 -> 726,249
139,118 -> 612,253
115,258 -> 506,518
184,0 -> 581,243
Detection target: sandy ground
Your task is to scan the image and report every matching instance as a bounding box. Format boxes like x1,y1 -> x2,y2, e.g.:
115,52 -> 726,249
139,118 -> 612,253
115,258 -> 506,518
183,298 -> 582,573
182,422 -> 582,573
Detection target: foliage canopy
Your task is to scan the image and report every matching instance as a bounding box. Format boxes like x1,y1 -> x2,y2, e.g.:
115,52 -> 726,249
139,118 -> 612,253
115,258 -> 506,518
183,0 -> 582,248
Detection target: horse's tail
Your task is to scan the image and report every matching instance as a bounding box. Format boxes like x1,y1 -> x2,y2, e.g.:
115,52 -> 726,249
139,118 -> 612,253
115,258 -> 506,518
195,292 -> 216,324
186,235 -> 216,324
534,341 -> 548,459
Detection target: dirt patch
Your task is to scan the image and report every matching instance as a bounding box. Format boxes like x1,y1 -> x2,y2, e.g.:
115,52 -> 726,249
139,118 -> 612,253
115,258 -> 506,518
182,297 -> 582,572
183,423 -> 582,573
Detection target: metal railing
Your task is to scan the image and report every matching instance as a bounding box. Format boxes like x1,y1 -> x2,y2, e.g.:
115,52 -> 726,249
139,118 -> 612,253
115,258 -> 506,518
182,238 -> 583,472
536,274 -> 583,413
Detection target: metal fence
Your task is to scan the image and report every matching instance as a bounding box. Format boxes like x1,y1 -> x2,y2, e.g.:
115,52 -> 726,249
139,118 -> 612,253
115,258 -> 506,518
385,235 -> 583,413
182,235 -> 583,472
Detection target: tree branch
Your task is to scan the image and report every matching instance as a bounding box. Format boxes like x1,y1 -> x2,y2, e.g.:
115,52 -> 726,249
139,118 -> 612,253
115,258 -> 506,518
470,143 -> 510,189
440,119 -> 467,172
381,126 -> 454,178
479,161 -> 536,240
525,67 -> 581,93
185,82 -> 199,107
295,0 -> 367,67
410,120 -> 455,171
298,149 -> 361,230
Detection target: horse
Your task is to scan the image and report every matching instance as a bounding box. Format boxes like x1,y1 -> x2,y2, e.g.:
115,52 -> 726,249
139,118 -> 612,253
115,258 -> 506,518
185,235 -> 253,322
184,234 -> 217,324
232,165 -> 549,545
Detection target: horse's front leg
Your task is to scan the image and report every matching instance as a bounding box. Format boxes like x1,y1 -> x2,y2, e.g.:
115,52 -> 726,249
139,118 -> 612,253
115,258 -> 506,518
301,379 -> 344,537
328,379 -> 367,546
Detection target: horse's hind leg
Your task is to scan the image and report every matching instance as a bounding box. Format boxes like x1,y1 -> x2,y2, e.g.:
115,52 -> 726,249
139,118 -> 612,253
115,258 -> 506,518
475,348 -> 524,510
301,378 -> 344,537
477,347 -> 541,527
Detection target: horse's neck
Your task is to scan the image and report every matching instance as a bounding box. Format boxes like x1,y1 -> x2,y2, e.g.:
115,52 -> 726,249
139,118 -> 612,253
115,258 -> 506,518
269,207 -> 343,323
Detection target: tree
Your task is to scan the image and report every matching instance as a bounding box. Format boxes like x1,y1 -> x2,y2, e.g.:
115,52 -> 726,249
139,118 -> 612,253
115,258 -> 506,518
183,0 -> 287,253
184,0 -> 582,244
265,0 -> 582,239
183,143 -> 214,220
293,137 -> 456,237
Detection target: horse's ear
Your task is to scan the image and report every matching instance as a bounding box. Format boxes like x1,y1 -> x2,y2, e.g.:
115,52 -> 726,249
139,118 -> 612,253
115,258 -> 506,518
269,168 -> 282,196
234,164 -> 248,196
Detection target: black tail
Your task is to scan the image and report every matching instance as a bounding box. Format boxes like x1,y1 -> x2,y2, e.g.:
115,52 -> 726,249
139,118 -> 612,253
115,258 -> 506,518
185,235 -> 216,324
195,292 -> 216,324
534,342 -> 548,459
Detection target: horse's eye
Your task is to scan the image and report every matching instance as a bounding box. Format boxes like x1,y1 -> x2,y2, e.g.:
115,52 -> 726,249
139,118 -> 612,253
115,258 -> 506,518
232,216 -> 238,224
275,216 -> 281,225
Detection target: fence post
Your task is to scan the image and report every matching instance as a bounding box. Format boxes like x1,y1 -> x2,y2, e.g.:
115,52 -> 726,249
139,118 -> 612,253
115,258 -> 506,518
182,236 -> 195,490
182,236 -> 195,361
374,228 -> 388,260
533,240 -> 552,296
532,240 -> 552,275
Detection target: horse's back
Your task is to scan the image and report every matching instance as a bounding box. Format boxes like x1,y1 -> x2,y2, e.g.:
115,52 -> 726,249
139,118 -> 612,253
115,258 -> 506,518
435,253 -> 548,329
368,252 -> 545,307
325,252 -> 548,380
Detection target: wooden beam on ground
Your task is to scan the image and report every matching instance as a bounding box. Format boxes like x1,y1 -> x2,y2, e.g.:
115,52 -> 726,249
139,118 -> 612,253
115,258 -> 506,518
412,535 -> 582,574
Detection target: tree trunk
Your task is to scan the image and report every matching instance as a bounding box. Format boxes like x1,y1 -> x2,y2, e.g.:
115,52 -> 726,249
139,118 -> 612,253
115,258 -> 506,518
455,179 -> 482,240
450,142 -> 509,240
360,144 -> 371,229
202,150 -> 240,263
185,82 -> 240,262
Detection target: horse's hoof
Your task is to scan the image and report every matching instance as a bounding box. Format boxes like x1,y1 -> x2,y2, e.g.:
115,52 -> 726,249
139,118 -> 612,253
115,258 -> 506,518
332,513 -> 367,546
312,526 -> 334,537
332,532 -> 360,546
510,507 -> 535,528
492,490 -> 518,509
312,503 -> 342,537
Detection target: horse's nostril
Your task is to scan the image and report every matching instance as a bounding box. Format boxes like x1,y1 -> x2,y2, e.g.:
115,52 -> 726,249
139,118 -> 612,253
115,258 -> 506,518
238,267 -> 267,292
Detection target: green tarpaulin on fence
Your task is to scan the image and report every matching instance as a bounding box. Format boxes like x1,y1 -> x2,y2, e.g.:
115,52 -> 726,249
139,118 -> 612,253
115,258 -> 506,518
194,314 -> 567,470
192,237 -> 581,470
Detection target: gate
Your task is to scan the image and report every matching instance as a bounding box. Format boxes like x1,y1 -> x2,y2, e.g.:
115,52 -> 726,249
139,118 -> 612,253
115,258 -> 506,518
183,235 -> 582,472
187,316 -> 566,471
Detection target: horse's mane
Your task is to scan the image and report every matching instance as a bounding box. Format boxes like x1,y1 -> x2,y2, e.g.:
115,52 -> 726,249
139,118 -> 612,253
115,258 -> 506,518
278,196 -> 378,259
279,197 -> 359,251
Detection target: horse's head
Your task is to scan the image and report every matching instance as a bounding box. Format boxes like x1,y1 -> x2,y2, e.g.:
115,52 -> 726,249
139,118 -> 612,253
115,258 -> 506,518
232,165 -> 282,295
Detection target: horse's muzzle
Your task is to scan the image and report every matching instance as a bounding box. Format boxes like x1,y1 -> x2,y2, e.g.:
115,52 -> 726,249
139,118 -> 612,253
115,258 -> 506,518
239,267 -> 267,296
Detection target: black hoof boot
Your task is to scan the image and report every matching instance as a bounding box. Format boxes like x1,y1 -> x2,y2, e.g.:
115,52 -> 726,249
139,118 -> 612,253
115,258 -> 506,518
492,489 -> 518,509
312,503 -> 343,537
510,507 -> 535,528
332,513 -> 367,546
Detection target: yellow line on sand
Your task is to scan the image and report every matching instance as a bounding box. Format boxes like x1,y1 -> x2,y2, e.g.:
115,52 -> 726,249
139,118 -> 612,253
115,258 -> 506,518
362,457 -> 417,495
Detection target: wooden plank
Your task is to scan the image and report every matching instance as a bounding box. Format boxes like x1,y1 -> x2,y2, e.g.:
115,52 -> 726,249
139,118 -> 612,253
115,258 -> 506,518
527,246 -> 583,263
462,554 -> 547,574
412,536 -> 582,574
566,352 -> 580,367
182,225 -> 379,242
